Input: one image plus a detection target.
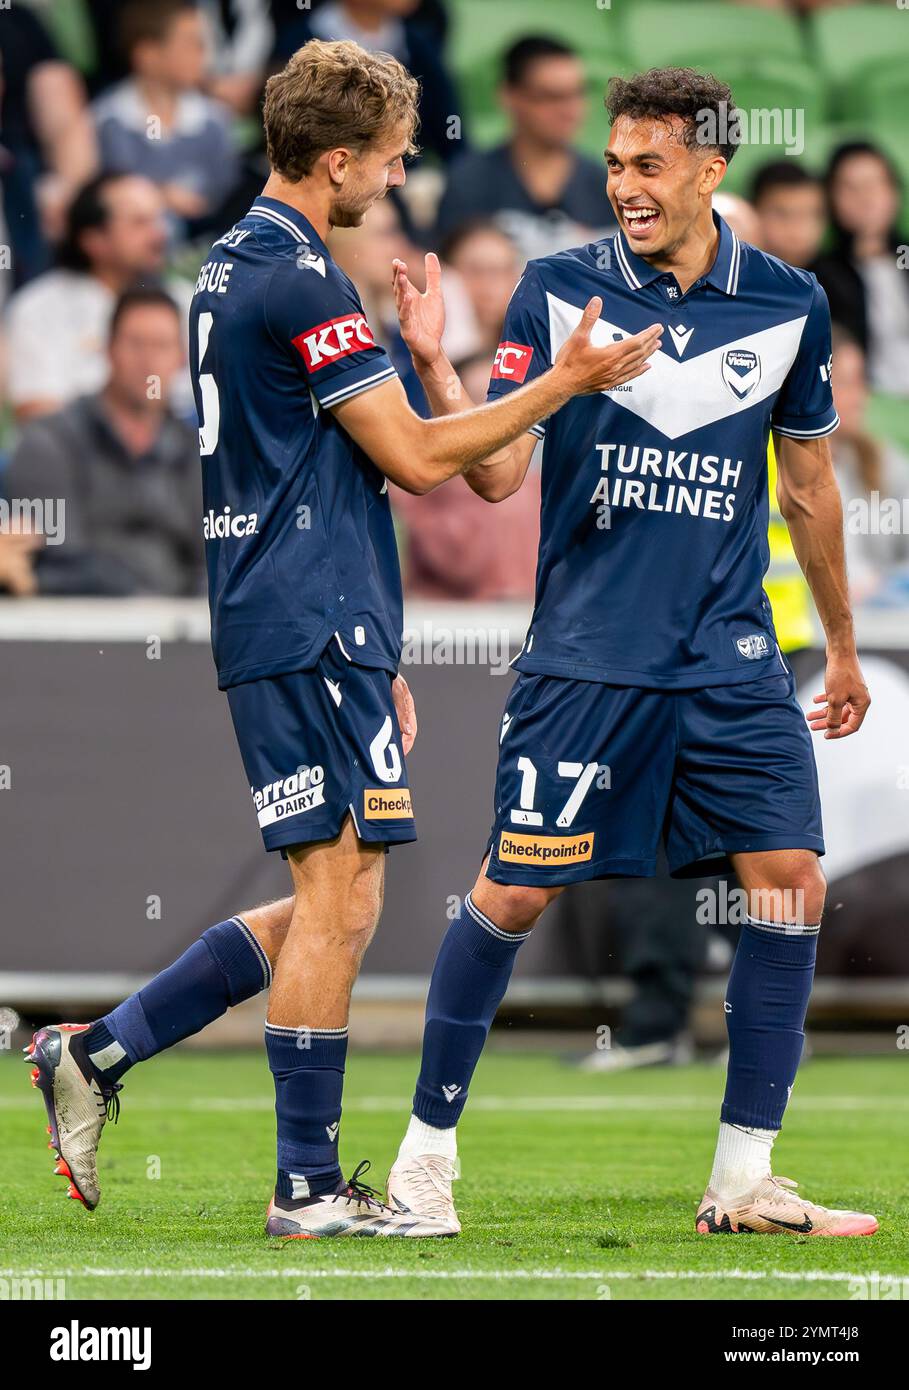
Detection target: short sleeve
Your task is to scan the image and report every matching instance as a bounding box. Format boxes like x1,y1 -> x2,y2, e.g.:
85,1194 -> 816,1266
485,264 -> 551,438
265,261 -> 397,409
771,278 -> 839,440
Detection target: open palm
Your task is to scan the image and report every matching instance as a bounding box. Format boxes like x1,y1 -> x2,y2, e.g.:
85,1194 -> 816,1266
392,252 -> 445,369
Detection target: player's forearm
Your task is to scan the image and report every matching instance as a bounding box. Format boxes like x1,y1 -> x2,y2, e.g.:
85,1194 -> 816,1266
414,354 -> 529,500
779,455 -> 855,653
408,361 -> 566,492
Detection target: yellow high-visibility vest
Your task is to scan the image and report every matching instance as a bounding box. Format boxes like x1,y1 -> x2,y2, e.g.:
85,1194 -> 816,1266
765,439 -> 815,654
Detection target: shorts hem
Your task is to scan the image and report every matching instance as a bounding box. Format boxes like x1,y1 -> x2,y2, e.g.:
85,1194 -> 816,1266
263,820 -> 417,854
669,834 -> 825,878
485,854 -> 657,886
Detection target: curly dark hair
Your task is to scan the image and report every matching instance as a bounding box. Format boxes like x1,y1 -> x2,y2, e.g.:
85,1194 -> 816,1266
605,67 -> 739,164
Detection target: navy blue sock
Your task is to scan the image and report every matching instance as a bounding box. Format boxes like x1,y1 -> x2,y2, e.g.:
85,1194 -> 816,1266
84,917 -> 272,1083
413,893 -> 531,1128
721,915 -> 819,1131
266,1024 -> 347,1199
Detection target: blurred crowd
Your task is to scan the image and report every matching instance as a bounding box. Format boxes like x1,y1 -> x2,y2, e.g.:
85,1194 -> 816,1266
0,0 -> 906,607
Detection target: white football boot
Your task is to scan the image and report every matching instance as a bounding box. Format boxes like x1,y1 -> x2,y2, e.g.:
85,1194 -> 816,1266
697,1174 -> 878,1237
26,1024 -> 122,1210
266,1160 -> 455,1238
386,1153 -> 461,1235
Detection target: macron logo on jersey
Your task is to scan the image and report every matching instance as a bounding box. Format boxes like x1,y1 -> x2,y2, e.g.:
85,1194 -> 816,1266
492,341 -> 534,382
293,313 -> 375,370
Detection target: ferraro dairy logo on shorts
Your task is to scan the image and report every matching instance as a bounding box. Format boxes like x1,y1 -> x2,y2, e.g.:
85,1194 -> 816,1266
252,766 -> 325,827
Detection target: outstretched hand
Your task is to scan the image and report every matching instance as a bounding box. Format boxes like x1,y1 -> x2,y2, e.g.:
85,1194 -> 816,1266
555,298 -> 663,395
393,253 -> 445,370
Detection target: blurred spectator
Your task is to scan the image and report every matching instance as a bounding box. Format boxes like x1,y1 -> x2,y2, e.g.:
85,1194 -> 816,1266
829,330 -> 909,602
5,173 -> 192,424
392,352 -> 540,600
332,197 -> 481,400
200,0 -> 275,116
91,0 -> 241,233
277,0 -> 464,165
435,36 -> 615,262
751,161 -> 825,267
440,221 -> 521,356
813,143 -> 909,398
0,4 -> 97,283
78,0 -> 272,107
0,288 -> 203,599
331,197 -> 429,412
712,191 -> 762,248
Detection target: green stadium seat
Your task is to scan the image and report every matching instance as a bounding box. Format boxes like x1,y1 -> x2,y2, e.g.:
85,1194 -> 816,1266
621,2 -> 805,73
449,0 -> 627,153
841,58 -> 909,130
866,395 -> 909,457
810,4 -> 909,90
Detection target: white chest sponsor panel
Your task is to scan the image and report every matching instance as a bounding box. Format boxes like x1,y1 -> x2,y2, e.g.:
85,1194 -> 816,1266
546,291 -> 807,441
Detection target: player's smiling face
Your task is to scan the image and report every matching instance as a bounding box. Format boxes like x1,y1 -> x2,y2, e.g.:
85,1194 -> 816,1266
606,114 -> 724,263
329,121 -> 410,229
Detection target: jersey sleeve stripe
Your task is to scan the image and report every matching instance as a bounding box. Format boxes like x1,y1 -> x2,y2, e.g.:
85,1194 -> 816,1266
772,413 -> 840,439
316,364 -> 397,407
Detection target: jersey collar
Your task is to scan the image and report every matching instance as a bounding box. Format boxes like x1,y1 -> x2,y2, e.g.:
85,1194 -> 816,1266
613,210 -> 741,296
248,196 -> 330,256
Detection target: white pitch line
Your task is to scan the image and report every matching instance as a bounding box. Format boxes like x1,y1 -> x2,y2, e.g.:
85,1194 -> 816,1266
0,1268 -> 903,1283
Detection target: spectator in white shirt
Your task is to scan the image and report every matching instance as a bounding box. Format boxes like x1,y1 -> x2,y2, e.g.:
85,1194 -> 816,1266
5,172 -> 192,423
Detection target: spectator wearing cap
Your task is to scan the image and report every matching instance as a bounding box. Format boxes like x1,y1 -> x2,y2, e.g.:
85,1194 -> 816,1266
0,288 -> 204,599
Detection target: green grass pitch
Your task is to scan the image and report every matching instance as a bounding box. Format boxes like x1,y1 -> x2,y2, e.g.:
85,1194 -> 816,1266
1,1049 -> 906,1300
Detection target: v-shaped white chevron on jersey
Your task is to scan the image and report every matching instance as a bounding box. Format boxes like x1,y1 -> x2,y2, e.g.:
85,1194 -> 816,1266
546,291 -> 807,442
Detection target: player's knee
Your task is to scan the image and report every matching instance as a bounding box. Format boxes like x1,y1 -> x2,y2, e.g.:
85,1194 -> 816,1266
750,857 -> 826,926
486,882 -> 560,934
794,858 -> 827,925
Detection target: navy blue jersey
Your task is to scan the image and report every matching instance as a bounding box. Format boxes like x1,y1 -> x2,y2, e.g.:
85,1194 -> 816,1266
487,212 -> 837,689
189,196 -> 402,689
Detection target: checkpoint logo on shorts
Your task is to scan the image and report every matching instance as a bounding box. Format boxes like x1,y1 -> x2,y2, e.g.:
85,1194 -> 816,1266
363,788 -> 414,820
252,766 -> 325,827
497,830 -> 594,865
491,341 -> 533,383
292,314 -> 376,370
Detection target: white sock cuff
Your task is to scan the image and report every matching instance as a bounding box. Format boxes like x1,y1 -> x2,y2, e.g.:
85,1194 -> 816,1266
398,1113 -> 458,1161
746,914 -> 821,937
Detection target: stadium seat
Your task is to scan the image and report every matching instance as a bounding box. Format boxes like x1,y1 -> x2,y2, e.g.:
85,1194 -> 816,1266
449,0 -> 627,152
867,394 -> 909,457
810,4 -> 909,91
620,2 -> 805,73
840,59 -> 909,131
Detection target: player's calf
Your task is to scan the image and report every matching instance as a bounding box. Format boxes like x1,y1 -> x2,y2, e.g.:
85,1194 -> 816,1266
26,909 -> 287,1209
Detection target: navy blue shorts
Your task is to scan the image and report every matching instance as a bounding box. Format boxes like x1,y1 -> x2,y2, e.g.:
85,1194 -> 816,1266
485,666 -> 824,885
226,638 -> 416,854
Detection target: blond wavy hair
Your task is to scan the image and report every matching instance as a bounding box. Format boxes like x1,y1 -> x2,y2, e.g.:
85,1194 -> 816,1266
263,39 -> 420,182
